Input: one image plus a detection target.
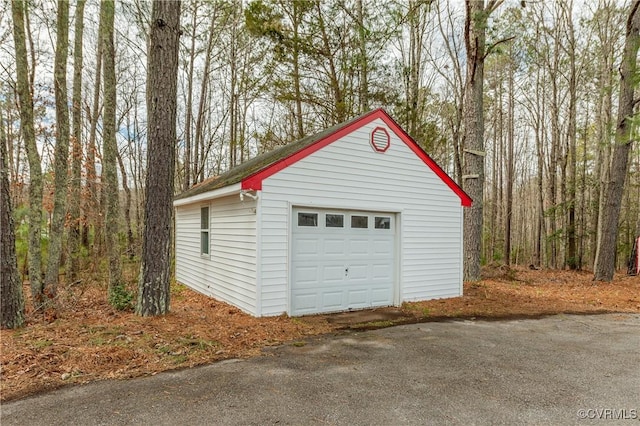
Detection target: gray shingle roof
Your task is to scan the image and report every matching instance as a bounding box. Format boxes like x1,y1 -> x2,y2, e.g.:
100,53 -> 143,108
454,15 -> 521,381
174,111 -> 374,201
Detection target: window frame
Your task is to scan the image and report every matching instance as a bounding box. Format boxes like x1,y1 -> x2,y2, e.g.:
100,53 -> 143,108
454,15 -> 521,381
200,205 -> 210,256
297,212 -> 319,227
350,215 -> 369,229
374,216 -> 391,230
325,213 -> 345,228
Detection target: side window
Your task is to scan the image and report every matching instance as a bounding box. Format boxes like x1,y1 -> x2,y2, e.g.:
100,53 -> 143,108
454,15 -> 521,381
201,206 -> 210,255
375,216 -> 391,229
298,212 -> 318,227
326,214 -> 344,228
351,215 -> 368,229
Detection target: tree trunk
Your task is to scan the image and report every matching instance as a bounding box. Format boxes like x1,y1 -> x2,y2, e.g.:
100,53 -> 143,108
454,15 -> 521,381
566,69 -> 578,269
534,64 -> 545,268
183,1 -> 197,191
548,54 -> 560,269
356,0 -> 368,113
594,0 -> 640,281
592,3 -> 616,270
67,0 -> 85,283
137,0 -> 181,316
12,0 -> 44,305
44,0 -> 71,299
84,13 -> 103,253
100,0 -> 123,300
504,49 -> 514,266
463,0 -> 498,280
1,107 -> 25,329
116,149 -> 134,259
194,13 -> 216,183
292,1 -> 304,139
229,4 -> 238,168
562,0 -> 578,269
314,1 -> 346,124
406,0 -> 426,139
490,83 -> 498,262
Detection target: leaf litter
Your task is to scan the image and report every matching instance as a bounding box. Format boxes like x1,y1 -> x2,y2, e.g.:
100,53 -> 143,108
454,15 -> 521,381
1,266 -> 637,402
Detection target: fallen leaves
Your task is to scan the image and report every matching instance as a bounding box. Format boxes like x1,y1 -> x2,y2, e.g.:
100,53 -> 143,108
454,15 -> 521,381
1,267 -> 637,402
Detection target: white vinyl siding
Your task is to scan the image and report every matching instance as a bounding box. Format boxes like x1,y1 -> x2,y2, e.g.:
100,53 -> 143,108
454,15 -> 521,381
175,194 -> 257,314
257,117 -> 463,316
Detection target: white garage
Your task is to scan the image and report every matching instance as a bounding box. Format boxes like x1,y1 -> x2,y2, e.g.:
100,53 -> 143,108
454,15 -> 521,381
291,208 -> 396,315
174,109 -> 471,317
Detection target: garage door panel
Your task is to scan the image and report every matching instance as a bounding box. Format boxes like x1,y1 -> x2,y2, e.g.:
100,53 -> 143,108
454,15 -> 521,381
347,264 -> 369,280
292,208 -> 395,315
292,293 -> 318,312
323,265 -> 346,282
347,289 -> 368,305
371,287 -> 393,304
293,265 -> 318,281
373,239 -> 393,255
323,239 -> 346,256
372,264 -> 393,279
322,291 -> 344,309
348,239 -> 370,255
296,238 -> 320,256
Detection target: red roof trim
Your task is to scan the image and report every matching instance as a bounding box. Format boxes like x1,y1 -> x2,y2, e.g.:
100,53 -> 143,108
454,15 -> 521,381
241,109 -> 472,207
377,110 -> 473,207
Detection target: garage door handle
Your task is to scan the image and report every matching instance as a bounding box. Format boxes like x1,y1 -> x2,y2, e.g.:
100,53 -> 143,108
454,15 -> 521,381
345,267 -> 349,276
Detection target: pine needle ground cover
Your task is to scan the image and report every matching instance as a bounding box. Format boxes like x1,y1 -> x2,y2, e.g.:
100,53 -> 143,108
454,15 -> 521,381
1,267 -> 638,402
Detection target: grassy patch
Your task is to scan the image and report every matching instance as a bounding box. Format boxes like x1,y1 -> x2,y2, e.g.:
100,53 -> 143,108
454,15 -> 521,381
402,303 -> 431,317
176,336 -> 221,351
171,354 -> 188,364
354,320 -> 395,329
32,339 -> 53,349
89,336 -> 110,346
170,281 -> 188,301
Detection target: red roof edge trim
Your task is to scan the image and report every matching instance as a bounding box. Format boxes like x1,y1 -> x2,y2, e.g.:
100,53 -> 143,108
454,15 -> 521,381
241,109 -> 382,191
376,110 -> 473,207
241,108 -> 472,207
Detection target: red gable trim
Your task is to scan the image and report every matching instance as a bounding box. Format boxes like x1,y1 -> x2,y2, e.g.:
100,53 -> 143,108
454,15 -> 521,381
378,110 -> 473,207
241,109 -> 472,207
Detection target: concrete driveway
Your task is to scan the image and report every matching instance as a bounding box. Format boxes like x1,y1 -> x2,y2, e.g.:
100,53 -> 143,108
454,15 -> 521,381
2,314 -> 639,425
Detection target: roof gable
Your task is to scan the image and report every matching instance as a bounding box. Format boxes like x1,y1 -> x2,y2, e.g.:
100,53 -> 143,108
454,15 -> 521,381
176,109 -> 472,207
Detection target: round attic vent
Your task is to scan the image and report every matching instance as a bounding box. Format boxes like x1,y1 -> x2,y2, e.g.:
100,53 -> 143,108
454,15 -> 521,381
370,127 -> 390,153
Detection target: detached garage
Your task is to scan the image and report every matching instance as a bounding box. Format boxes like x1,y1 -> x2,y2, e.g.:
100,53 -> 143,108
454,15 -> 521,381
174,109 -> 472,317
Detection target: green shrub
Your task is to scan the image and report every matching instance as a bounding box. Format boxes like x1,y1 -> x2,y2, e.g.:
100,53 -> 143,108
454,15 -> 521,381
108,283 -> 134,310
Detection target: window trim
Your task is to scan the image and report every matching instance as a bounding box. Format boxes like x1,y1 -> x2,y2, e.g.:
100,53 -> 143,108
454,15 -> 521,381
375,216 -> 391,230
200,205 -> 210,256
350,215 -> 369,229
297,212 -> 318,227
325,213 -> 345,228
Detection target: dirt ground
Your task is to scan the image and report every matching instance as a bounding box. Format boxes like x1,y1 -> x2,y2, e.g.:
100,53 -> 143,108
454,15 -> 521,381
1,267 -> 638,402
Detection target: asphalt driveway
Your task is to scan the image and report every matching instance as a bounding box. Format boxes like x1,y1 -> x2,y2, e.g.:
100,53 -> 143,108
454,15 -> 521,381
2,314 -> 639,425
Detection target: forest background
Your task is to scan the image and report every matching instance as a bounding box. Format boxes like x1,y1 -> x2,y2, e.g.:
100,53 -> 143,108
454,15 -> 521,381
1,0 -> 638,324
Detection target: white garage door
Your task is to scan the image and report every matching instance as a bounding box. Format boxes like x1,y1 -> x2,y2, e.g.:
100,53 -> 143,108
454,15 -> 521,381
291,208 -> 395,315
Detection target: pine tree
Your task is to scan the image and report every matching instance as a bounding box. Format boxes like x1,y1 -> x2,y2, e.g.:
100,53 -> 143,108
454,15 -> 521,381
137,0 -> 181,316
1,110 -> 24,329
100,0 -> 124,302
594,0 -> 640,281
11,0 -> 44,305
44,0 -> 71,299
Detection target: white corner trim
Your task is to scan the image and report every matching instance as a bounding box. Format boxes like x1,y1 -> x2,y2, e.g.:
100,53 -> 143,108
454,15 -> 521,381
173,183 -> 242,207
255,192 -> 263,317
